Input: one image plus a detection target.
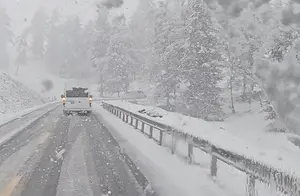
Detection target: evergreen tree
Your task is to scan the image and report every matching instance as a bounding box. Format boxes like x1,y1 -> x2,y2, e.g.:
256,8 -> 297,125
30,8 -> 48,59
93,10 -> 110,96
0,8 -> 13,71
129,0 -> 155,81
105,16 -> 132,95
59,17 -> 85,78
152,2 -> 184,110
15,33 -> 29,75
44,10 -> 62,73
182,1 -> 223,119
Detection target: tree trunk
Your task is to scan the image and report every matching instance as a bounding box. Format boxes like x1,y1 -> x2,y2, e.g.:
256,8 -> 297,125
248,83 -> 255,111
173,89 -> 176,100
15,64 -> 20,76
243,75 -> 247,95
166,92 -> 171,110
259,94 -> 263,107
230,78 -> 235,113
99,71 -> 105,97
100,83 -> 104,97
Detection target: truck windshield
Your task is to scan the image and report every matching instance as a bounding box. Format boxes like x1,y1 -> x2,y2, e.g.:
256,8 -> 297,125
66,87 -> 88,97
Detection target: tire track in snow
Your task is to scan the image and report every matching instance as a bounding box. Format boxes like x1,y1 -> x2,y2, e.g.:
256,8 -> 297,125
0,108 -> 61,194
86,115 -> 141,196
19,115 -> 71,196
56,131 -> 93,196
0,130 -> 52,195
0,106 -> 59,166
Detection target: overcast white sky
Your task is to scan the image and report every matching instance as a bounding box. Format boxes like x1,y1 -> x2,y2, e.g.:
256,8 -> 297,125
0,0 -> 139,35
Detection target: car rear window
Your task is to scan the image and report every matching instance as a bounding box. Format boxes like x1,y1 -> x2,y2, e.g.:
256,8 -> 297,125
66,87 -> 88,97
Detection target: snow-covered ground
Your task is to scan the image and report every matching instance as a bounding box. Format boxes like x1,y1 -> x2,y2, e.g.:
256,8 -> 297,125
101,100 -> 300,177
94,103 -> 279,196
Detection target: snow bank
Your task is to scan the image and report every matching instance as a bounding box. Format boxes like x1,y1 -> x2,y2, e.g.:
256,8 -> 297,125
103,100 -> 300,177
0,72 -> 43,114
0,101 -> 59,126
0,71 -> 60,125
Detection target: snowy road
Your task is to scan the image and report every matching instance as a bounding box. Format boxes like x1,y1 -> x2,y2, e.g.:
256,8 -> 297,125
0,107 -> 144,196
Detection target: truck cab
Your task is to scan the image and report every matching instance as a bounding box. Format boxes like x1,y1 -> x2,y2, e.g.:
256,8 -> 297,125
62,87 -> 92,115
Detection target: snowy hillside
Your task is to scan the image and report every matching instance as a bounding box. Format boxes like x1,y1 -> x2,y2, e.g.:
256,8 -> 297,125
10,59 -> 104,100
0,72 -> 45,116
10,60 -> 67,99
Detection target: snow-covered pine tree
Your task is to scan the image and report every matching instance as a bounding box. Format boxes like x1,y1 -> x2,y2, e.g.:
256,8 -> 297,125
15,33 -> 29,75
92,10 -> 111,96
29,8 -> 48,59
152,1 -> 184,111
66,17 -> 86,79
105,15 -> 132,96
129,0 -> 155,81
49,16 -> 86,79
181,0 -> 223,120
0,8 -> 13,71
44,10 -> 63,74
264,100 -> 277,120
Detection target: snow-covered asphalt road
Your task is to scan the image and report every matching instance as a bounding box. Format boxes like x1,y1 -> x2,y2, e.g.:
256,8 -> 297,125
0,107 -> 144,196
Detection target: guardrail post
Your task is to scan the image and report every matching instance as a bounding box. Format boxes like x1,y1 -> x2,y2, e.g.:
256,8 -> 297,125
171,130 -> 176,154
135,119 -> 138,129
149,126 -> 153,138
122,112 -> 126,121
130,116 -> 133,126
188,143 -> 193,164
246,175 -> 256,196
210,145 -> 217,177
211,155 -> 217,177
125,114 -> 129,123
159,130 -> 163,146
141,122 -> 145,133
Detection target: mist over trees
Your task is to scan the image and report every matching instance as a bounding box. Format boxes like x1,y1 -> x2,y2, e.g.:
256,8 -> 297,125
4,0 -> 300,133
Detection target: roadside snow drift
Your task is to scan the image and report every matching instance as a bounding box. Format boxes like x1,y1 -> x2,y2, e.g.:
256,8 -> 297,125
0,72 -> 46,122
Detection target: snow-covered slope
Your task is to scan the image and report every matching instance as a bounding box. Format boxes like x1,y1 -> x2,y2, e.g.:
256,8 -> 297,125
10,60 -> 67,100
10,59 -> 101,100
0,72 -> 45,116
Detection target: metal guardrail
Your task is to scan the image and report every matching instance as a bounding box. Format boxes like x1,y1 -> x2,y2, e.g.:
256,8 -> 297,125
102,101 -> 300,196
